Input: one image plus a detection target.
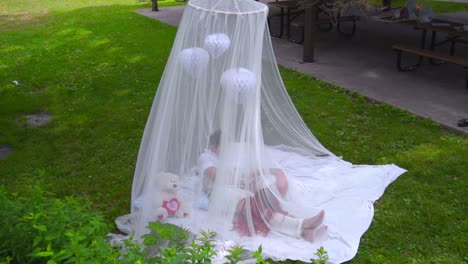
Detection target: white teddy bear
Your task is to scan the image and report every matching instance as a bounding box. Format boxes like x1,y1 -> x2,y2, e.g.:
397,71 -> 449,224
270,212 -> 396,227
155,172 -> 188,220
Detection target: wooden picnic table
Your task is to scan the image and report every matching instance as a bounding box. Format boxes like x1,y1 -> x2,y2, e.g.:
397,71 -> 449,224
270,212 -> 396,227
267,0 -> 323,62
371,8 -> 468,51
301,0 -> 390,62
414,21 -> 468,54
268,0 -> 301,38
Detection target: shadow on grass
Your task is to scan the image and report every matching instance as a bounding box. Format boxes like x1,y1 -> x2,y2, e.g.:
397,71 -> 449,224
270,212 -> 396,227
0,11 -> 50,30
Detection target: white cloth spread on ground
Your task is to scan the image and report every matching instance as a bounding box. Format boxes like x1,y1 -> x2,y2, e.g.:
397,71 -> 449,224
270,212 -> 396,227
166,146 -> 406,263
118,146 -> 404,263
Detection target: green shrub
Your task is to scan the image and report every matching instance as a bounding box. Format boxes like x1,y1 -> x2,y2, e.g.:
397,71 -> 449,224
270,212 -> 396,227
122,222 -> 225,264
0,187 -> 328,263
0,187 -> 119,263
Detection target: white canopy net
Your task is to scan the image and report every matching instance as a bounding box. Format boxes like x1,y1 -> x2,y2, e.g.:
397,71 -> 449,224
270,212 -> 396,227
116,0 -> 406,262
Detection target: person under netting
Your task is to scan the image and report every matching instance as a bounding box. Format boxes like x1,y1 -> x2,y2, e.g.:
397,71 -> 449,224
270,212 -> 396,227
197,130 -> 327,242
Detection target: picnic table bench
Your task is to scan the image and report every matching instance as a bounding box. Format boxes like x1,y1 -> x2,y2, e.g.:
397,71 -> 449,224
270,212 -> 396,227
392,45 -> 468,89
390,19 -> 468,89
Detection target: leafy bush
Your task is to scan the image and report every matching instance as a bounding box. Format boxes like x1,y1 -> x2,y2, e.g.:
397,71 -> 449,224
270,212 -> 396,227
122,222 -> 251,264
0,187 -> 328,263
0,187 -> 119,263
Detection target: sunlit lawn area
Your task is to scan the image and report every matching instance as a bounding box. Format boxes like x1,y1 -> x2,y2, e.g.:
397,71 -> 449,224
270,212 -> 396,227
1,0 -> 467,263
367,0 -> 468,12
392,0 -> 468,12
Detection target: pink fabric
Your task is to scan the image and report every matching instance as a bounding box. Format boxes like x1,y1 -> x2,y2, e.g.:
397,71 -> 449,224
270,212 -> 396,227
162,198 -> 180,215
232,189 -> 280,237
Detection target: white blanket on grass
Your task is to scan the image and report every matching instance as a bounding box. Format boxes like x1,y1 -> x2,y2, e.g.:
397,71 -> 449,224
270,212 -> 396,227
167,147 -> 405,263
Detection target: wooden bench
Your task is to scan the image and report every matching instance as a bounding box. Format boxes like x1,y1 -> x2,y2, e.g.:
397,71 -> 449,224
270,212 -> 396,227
392,44 -> 468,89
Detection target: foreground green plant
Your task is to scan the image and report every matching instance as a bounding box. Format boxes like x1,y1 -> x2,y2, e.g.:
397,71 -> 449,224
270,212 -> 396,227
124,221 -> 282,264
311,246 -> 329,264
2,187 -> 329,263
0,187 -> 119,263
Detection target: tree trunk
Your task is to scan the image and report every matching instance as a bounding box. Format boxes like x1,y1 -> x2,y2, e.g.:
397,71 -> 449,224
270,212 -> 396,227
383,0 -> 391,10
152,0 -> 159,11
303,5 -> 318,62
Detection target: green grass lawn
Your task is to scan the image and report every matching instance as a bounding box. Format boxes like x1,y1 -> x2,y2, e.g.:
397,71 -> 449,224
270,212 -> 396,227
1,0 -> 467,263
367,0 -> 468,12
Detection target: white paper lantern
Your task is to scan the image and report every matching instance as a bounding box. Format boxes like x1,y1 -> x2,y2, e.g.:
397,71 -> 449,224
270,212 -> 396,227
178,47 -> 210,78
220,68 -> 257,104
204,33 -> 231,58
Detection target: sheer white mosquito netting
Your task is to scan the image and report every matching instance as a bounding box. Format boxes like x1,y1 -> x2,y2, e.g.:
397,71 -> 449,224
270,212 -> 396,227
115,0 -> 406,262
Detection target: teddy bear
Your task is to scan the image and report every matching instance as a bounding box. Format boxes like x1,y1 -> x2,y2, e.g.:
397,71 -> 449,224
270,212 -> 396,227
155,172 -> 188,220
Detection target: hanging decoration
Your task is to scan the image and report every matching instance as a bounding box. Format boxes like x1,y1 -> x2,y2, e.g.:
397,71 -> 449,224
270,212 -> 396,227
178,47 -> 210,78
220,68 -> 257,104
204,33 -> 231,58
